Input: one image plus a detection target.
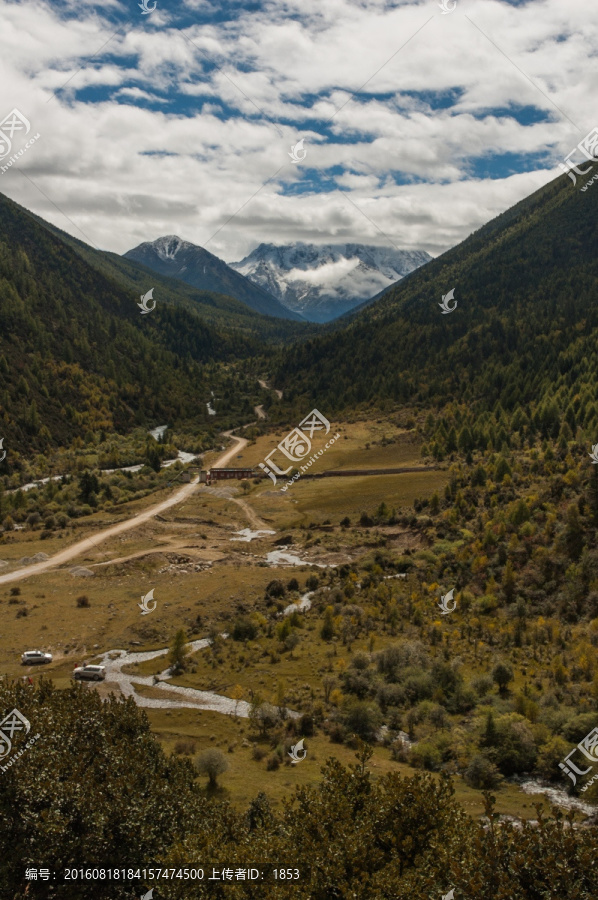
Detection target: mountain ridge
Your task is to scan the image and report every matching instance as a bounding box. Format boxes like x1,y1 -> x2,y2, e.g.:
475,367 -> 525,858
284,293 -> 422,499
231,241 -> 432,322
124,236 -> 303,322
271,166 -> 598,426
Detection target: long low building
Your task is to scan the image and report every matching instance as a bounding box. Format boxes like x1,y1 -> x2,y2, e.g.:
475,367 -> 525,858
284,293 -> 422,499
203,467 -> 257,485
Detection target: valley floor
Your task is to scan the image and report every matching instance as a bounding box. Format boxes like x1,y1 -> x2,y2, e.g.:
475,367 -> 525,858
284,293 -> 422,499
0,419 -> 595,822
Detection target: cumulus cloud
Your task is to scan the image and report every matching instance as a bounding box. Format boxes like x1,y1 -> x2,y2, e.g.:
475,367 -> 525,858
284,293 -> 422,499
0,0 -> 595,263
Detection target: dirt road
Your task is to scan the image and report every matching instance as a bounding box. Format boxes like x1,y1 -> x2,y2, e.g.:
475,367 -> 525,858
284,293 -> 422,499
0,433 -> 249,586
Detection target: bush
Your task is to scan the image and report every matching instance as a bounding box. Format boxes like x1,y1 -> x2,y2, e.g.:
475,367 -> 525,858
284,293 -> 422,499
76,595 -> 90,608
341,700 -> 382,741
491,715 -> 538,776
328,723 -> 346,744
409,740 -> 443,772
537,736 -> 572,781
10,587 -> 21,597
471,675 -> 494,697
174,739 -> 197,756
562,713 -> 597,744
266,580 -> 286,598
26,512 -> 41,529
266,754 -> 280,771
195,749 -> 229,787
252,746 -> 266,761
231,617 -> 258,642
492,661 -> 514,694
16,607 -> 28,618
464,754 -> 503,789
299,714 -> 314,736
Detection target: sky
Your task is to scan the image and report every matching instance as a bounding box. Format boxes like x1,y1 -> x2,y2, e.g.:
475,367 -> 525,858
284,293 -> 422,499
0,0 -> 596,263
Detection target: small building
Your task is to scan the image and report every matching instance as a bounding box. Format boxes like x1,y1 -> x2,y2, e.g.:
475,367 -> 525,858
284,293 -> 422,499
206,467 -> 255,485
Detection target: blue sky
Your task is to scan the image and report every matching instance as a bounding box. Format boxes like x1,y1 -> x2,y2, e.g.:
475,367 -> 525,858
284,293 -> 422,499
0,0 -> 595,260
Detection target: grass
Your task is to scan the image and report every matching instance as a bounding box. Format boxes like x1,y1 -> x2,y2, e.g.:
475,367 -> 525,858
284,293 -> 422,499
0,418 -> 577,822
144,706 -> 553,819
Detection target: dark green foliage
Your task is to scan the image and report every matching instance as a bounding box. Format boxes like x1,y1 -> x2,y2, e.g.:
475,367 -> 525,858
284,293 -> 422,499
0,679 -> 199,899
232,617 -> 258,642
1,682 -> 597,898
271,168 -> 598,455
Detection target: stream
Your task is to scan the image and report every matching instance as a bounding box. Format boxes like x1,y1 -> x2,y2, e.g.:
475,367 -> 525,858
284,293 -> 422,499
12,426 -> 197,492
512,776 -> 598,817
96,595 -> 312,715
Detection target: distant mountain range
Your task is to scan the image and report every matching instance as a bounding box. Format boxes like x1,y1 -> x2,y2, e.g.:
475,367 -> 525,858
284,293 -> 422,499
124,236 -> 302,322
231,243 -> 433,322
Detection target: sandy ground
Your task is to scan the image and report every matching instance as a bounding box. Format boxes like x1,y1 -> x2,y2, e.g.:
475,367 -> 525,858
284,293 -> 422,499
0,434 -> 248,586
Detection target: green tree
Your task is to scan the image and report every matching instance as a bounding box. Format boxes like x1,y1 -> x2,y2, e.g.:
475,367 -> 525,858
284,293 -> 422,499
320,606 -> 335,641
492,661 -> 514,695
195,748 -> 229,788
169,628 -> 189,674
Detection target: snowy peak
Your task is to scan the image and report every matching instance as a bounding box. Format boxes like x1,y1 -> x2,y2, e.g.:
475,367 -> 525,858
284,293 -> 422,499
123,237 -> 303,322
231,242 -> 432,322
150,235 -> 194,261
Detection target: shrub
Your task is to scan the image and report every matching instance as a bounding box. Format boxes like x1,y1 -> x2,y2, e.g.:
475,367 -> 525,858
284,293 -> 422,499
409,740 -> 443,772
266,580 -> 286,598
537,736 -> 572,781
76,595 -> 90,608
341,700 -> 382,741
10,587 -> 21,597
299,714 -> 314,737
464,754 -> 503,789
16,608 -> 28,618
231,617 -> 257,642
169,629 -> 189,675
266,754 -> 280,771
492,661 -> 514,695
471,675 -> 494,697
329,723 -> 346,743
562,713 -> 597,744
173,739 -> 197,756
252,746 -> 266,761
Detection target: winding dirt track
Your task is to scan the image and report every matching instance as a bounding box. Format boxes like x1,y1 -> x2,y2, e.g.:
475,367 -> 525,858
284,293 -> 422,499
0,433 -> 248,586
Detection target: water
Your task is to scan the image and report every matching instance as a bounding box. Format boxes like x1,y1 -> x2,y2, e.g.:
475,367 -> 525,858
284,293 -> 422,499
97,639 -> 299,718
266,549 -> 329,567
11,427 -> 196,491
231,528 -> 276,542
282,591 -> 313,616
514,777 -> 598,816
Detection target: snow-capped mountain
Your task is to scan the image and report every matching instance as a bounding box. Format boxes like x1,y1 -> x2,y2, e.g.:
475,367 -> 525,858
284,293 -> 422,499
123,236 -> 302,321
230,243 -> 433,322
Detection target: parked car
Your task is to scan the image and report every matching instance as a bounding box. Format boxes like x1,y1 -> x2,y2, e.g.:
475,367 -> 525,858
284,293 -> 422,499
73,664 -> 106,682
21,650 -> 52,666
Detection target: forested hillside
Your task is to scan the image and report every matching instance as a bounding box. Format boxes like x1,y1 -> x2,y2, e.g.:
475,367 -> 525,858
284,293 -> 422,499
0,193 -> 300,454
273,166 -> 598,453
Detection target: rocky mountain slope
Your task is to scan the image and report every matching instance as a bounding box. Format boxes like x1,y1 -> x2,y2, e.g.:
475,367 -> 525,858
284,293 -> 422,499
231,242 -> 432,322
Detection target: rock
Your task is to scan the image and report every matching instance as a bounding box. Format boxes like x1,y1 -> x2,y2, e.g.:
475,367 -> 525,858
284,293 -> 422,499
69,566 -> 94,577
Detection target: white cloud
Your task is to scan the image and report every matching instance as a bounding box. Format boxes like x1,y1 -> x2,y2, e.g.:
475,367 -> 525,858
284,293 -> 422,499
0,0 -> 595,266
